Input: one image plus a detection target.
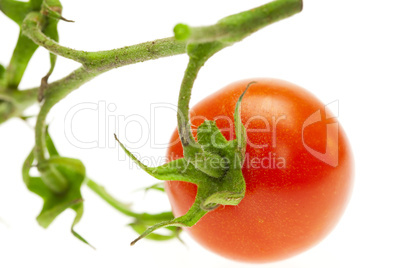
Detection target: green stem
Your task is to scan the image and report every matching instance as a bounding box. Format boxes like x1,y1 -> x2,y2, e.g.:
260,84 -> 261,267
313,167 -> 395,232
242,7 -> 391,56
33,67 -> 97,191
175,0 -> 303,43
176,43 -> 227,179
21,0 -> 302,195
22,10 -> 187,178
1,33 -> 186,124
34,67 -> 97,164
21,12 -> 187,70
175,0 -> 302,177
86,178 -> 174,223
3,0 -> 302,125
26,34 -> 186,192
108,0 -> 302,244
176,59 -> 203,149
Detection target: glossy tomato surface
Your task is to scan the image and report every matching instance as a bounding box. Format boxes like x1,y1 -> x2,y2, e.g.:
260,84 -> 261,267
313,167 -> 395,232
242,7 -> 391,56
165,78 -> 353,263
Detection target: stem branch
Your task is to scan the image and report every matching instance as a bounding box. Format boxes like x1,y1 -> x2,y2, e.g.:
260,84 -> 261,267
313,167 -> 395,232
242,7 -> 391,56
175,0 -> 302,43
22,12 -> 187,70
14,0 -> 302,196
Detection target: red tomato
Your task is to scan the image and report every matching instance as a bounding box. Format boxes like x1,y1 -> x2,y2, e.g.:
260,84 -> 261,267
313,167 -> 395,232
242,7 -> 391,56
165,78 -> 353,263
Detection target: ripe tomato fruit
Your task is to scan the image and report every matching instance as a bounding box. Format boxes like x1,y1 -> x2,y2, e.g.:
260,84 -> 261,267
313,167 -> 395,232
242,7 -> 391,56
165,78 -> 353,263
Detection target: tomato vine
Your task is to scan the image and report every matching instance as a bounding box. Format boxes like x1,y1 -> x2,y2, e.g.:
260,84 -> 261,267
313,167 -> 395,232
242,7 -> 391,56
0,0 -> 304,251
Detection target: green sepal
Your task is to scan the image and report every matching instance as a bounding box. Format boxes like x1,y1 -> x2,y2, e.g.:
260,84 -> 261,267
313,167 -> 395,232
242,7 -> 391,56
37,156 -> 84,193
30,0 -> 44,11
22,131 -> 93,248
128,211 -> 182,242
134,182 -> 166,193
129,223 -> 182,241
0,0 -> 31,25
6,32 -> 39,89
197,120 -> 229,155
116,134 -> 211,185
70,203 -> 93,249
41,0 -> 71,22
233,81 -> 255,161
116,83 -> 253,245
85,178 -> 182,243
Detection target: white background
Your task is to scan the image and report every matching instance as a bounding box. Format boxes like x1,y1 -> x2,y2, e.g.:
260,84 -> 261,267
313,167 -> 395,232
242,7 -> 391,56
1,0 -> 402,267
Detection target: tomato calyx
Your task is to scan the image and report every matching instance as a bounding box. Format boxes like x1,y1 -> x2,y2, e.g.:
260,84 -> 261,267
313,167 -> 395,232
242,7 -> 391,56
23,129 -> 93,248
115,82 -> 255,245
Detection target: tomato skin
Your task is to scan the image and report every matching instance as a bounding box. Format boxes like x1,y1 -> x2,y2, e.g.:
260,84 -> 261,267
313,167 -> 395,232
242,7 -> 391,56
165,78 -> 353,263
